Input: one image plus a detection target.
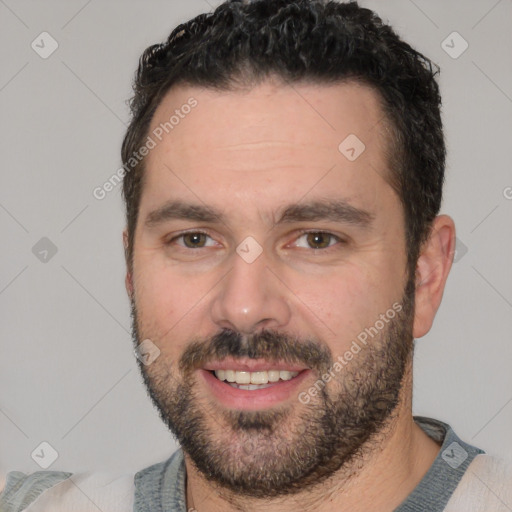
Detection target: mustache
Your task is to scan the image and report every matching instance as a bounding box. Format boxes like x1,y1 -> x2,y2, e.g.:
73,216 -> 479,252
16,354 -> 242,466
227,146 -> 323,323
179,328 -> 333,375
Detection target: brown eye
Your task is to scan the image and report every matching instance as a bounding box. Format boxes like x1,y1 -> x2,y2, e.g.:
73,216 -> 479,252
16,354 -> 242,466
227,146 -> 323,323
305,232 -> 333,249
181,232 -> 208,248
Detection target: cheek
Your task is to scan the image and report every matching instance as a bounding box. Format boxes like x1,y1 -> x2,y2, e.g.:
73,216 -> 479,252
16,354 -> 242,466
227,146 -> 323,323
132,260 -> 215,354
289,265 -> 373,338
290,261 -> 399,351
134,264 -> 172,315
132,263 -> 185,348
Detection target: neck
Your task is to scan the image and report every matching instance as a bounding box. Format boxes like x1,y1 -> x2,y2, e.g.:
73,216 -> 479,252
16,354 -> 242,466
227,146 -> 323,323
185,364 -> 441,512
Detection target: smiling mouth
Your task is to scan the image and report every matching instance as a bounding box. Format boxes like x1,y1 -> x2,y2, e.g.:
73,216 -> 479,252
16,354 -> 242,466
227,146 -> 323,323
210,369 -> 301,390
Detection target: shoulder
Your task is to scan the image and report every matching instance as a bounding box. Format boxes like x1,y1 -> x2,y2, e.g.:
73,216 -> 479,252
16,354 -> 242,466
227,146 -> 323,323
445,454 -> 512,512
0,470 -> 134,512
0,451 -> 184,512
0,470 -> 72,510
134,447 -> 184,484
134,449 -> 186,510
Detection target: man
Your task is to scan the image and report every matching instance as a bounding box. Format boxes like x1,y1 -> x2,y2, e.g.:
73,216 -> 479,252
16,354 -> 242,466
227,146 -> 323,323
1,0 -> 511,510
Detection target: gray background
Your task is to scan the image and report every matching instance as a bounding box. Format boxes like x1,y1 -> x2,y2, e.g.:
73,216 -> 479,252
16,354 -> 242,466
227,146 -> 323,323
1,0 -> 511,481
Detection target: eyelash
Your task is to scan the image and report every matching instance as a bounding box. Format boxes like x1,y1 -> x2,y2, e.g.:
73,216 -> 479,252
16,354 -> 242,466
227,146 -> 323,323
165,229 -> 346,252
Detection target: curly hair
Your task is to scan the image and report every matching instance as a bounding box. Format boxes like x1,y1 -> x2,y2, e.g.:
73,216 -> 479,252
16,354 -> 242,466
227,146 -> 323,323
121,0 -> 445,277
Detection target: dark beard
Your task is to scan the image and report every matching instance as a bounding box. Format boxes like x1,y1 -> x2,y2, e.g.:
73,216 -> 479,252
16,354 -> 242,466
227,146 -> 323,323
131,275 -> 415,499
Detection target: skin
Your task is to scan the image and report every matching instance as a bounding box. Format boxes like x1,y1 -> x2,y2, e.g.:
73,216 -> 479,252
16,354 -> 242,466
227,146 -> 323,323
124,79 -> 456,512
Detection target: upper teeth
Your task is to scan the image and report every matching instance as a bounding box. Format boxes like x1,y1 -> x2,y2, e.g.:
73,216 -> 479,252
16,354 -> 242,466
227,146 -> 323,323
214,370 -> 299,385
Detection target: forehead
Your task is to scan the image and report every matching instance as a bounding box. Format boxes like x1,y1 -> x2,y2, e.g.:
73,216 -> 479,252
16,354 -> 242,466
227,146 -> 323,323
149,79 -> 388,158
141,79 -> 394,218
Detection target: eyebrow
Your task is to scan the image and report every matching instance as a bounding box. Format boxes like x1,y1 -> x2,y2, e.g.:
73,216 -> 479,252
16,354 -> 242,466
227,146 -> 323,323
145,201 -> 223,227
144,199 -> 374,229
277,199 -> 374,227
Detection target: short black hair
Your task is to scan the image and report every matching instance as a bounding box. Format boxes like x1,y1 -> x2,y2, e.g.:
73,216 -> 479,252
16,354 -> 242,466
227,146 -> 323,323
122,0 -> 445,278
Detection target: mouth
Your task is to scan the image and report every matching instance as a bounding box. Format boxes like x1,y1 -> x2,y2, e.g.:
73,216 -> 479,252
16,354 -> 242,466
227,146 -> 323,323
210,369 -> 300,390
199,359 -> 310,410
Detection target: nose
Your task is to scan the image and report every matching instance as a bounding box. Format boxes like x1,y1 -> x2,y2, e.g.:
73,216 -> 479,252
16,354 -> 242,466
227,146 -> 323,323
210,248 -> 292,334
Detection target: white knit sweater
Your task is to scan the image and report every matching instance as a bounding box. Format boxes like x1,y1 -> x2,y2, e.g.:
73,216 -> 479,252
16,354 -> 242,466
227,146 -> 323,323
0,453 -> 510,511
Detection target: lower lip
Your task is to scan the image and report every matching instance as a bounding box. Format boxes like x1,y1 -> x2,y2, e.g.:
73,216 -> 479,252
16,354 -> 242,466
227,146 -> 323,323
199,369 -> 311,410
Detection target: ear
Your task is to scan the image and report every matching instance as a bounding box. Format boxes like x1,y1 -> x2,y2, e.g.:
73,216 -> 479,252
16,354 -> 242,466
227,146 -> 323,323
123,229 -> 134,299
413,215 -> 456,339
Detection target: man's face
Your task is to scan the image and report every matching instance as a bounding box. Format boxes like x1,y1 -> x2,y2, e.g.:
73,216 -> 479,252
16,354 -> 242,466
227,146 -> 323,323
128,80 -> 414,497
